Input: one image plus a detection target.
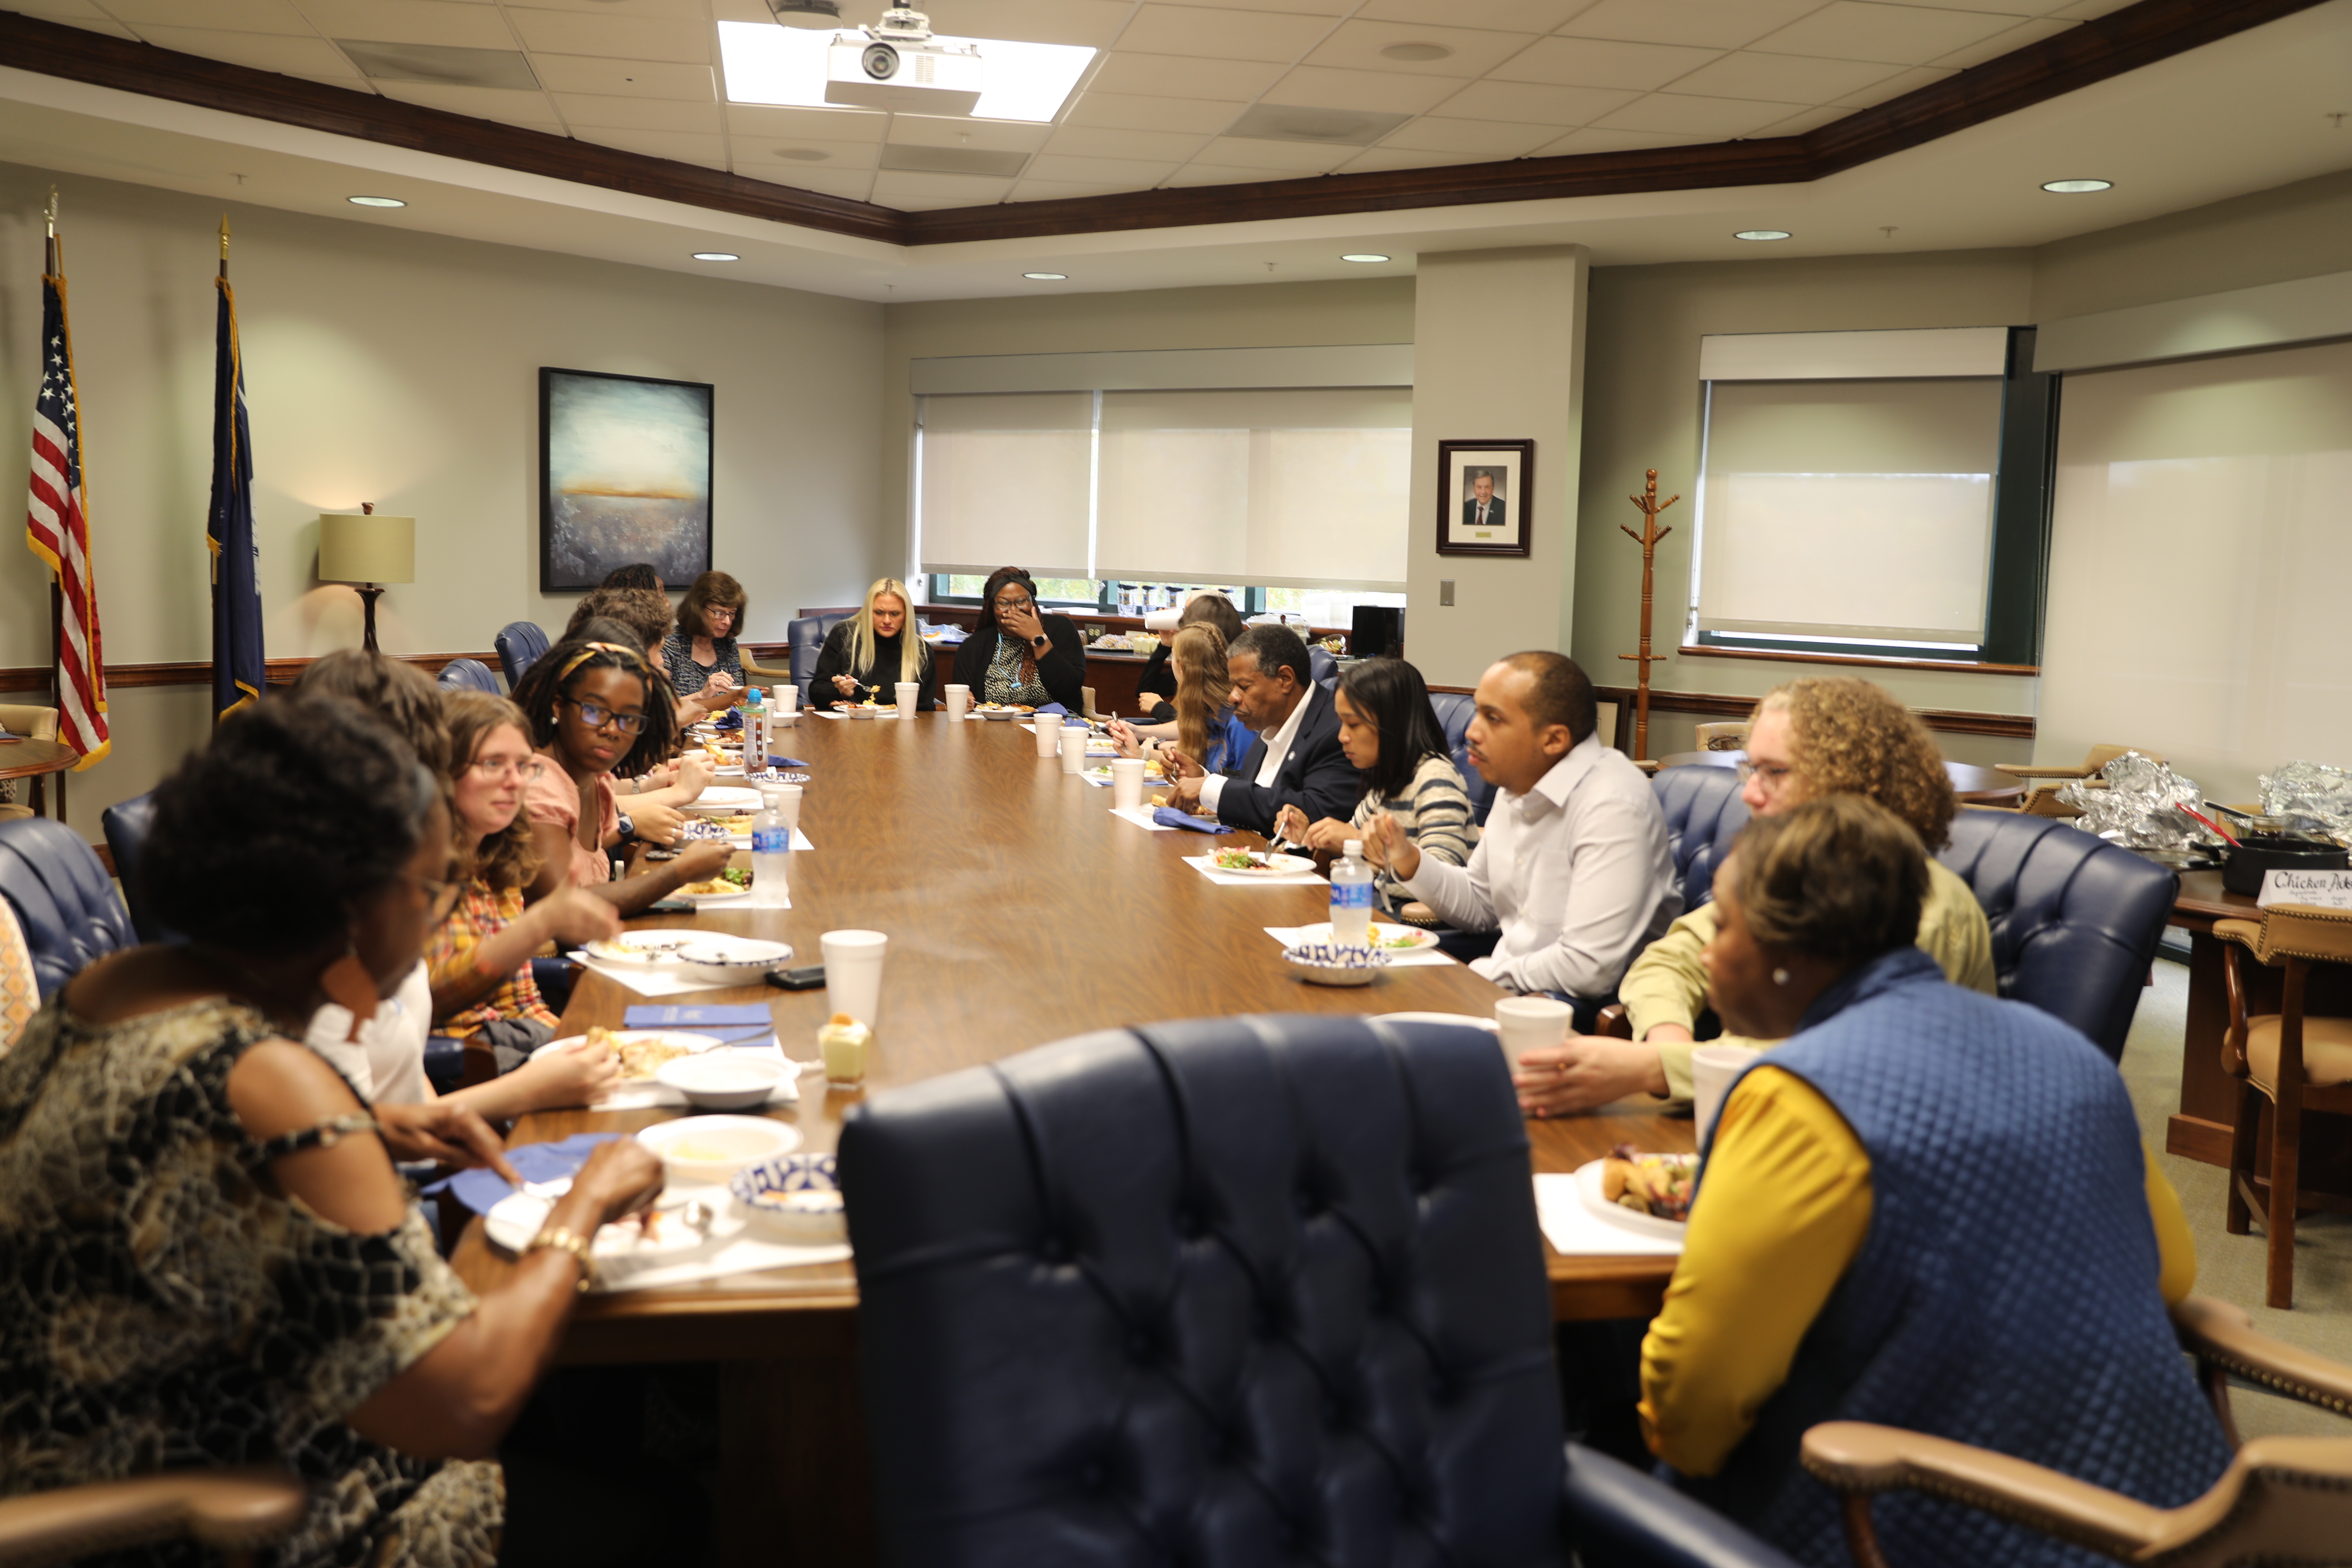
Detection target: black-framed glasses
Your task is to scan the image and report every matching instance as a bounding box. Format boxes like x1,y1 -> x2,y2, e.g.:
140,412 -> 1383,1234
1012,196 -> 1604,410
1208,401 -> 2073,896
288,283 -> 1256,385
992,594 -> 1035,612
560,696 -> 648,735
407,873 -> 462,923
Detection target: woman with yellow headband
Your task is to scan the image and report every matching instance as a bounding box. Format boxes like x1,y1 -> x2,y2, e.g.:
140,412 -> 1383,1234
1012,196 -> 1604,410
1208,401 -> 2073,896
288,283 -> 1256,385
509,635 -> 729,913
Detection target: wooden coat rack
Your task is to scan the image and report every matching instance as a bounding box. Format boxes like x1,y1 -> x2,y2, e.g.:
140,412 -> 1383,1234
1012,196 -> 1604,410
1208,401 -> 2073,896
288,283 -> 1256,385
1619,468 -> 1679,760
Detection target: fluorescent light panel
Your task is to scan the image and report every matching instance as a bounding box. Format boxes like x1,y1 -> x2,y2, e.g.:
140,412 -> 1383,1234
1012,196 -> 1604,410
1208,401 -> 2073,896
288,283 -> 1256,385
718,21 -> 1093,124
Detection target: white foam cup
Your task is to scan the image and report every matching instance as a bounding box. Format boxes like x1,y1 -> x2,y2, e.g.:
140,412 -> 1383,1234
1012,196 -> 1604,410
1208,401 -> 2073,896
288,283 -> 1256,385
895,681 -> 919,720
760,782 -> 803,836
945,684 -> 971,721
1493,996 -> 1574,1075
820,929 -> 889,1029
1110,757 -> 1146,810
1035,714 -> 1062,757
1061,726 -> 1087,773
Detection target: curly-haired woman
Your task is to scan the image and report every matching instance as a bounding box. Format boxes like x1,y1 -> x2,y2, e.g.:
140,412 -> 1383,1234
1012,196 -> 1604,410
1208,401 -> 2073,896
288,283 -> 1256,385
1517,677 -> 1996,1116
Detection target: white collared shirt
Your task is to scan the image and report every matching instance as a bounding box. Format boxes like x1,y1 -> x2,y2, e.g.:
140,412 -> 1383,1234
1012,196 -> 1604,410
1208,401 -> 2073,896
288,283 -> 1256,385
1200,688 -> 1310,815
1394,733 -> 1680,999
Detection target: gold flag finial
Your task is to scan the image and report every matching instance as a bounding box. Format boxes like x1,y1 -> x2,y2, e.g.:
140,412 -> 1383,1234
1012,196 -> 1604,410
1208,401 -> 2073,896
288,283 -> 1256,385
219,214 -> 230,258
43,187 -> 57,237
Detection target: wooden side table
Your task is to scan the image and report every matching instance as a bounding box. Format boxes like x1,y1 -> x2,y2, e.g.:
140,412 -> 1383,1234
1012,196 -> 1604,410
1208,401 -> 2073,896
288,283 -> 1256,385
0,737 -> 77,818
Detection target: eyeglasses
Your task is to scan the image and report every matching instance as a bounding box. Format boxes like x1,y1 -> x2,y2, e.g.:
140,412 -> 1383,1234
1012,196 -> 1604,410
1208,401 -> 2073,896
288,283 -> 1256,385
993,595 -> 1035,612
1736,759 -> 1797,793
467,756 -> 546,784
559,696 -> 648,735
406,873 -> 462,923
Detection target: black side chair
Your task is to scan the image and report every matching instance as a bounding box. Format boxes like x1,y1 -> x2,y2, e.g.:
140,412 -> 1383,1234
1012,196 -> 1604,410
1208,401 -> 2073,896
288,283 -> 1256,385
100,790 -> 178,945
1938,808 -> 2178,1063
839,1014 -> 1800,1568
436,658 -> 502,694
787,612 -> 852,707
0,817 -> 134,999
494,620 -> 548,690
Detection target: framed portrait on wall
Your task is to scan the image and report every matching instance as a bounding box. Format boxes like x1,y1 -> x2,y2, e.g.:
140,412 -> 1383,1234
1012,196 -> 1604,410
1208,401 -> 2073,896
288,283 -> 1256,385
1436,438 -> 1534,558
540,367 -> 714,591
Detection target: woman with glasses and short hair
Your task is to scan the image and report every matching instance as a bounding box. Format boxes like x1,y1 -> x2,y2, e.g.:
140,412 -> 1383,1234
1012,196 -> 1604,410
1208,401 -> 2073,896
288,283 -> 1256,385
949,566 -> 1087,712
509,636 -> 729,913
1517,677 -> 1997,1118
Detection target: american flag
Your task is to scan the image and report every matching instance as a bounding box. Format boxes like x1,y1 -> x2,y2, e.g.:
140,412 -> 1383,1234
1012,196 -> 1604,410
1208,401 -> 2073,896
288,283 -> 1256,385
24,263 -> 109,767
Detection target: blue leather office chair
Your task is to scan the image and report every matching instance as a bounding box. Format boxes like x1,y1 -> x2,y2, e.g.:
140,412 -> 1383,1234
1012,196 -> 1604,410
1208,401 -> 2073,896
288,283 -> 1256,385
787,612 -> 852,707
1308,642 -> 1339,691
1655,764 -> 1751,915
840,1013 -> 1800,1568
0,818 -> 134,999
436,658 -> 502,693
494,620 -> 549,689
1427,689 -> 1495,826
1938,809 -> 2177,1063
100,791 -> 178,945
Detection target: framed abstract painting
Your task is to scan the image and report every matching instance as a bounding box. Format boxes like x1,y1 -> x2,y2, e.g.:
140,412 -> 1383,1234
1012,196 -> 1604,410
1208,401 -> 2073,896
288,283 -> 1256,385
540,367 -> 714,591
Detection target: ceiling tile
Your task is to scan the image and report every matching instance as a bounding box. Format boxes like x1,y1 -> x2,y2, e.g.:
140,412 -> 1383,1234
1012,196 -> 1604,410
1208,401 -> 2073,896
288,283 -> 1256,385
1190,136 -> 1355,172
1060,91 -> 1248,133
528,56 -> 717,99
1263,65 -> 1462,115
511,0 -> 705,15
132,29 -> 366,80
730,165 -> 878,200
869,170 -> 1016,209
1882,0 -> 2074,12
1114,5 -> 1336,63
1133,0 -> 1351,15
571,126 -> 730,169
1377,114 -> 1561,156
724,103 -> 888,143
503,7 -> 708,64
109,0 -> 312,31
373,82 -> 562,126
550,94 -> 723,133
14,0 -> 119,17
1084,53 -> 1288,101
1747,3 -> 2021,67
18,9 -> 139,39
1336,145 -> 1500,172
294,0 -> 513,49
1298,20 -> 1538,79
1829,63 -> 1952,106
1431,80 -> 1642,127
1750,103 -> 1851,135
1161,161 -> 1297,186
1491,36 -> 1723,91
1023,152 -> 1186,184
732,138 -> 881,171
888,116 -> 1055,152
1041,124 -> 1211,161
1563,0 -> 1825,51
1357,0 -> 1591,27
938,0 -> 1148,46
1667,50 -> 1910,103
1927,16 -> 2074,70
1531,125 -> 1712,155
2046,0 -> 2135,15
1593,91 -> 1809,137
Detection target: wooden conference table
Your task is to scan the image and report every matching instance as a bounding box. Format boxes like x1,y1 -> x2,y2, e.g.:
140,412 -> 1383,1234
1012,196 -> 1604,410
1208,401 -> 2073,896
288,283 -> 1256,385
450,712 -> 1690,1565
1658,747 -> 2025,806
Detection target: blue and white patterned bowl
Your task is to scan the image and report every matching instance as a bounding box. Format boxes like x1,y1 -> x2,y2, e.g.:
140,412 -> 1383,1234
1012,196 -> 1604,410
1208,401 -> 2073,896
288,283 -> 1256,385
744,769 -> 811,786
1282,942 -> 1391,987
677,818 -> 734,844
729,1153 -> 846,1243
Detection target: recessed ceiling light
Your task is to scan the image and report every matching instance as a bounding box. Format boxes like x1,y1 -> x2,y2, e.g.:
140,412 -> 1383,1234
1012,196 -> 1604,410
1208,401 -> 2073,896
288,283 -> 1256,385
1340,253 -> 1391,263
1733,229 -> 1791,241
1023,271 -> 1068,280
2042,178 -> 2113,193
692,251 -> 741,261
1379,42 -> 1453,62
347,195 -> 405,208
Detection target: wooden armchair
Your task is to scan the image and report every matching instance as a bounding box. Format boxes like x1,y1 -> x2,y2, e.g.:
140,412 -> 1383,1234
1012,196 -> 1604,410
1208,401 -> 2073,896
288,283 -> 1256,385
1694,721 -> 1749,751
0,1468 -> 303,1566
2215,904 -> 2352,1308
1803,1295 -> 2352,1567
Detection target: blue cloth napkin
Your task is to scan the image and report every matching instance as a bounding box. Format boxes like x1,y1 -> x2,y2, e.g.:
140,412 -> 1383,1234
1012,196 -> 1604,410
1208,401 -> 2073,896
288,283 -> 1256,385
1034,702 -> 1069,718
624,1004 -> 776,1047
1154,806 -> 1234,834
715,709 -> 743,730
427,1132 -> 618,1217
761,756 -> 812,770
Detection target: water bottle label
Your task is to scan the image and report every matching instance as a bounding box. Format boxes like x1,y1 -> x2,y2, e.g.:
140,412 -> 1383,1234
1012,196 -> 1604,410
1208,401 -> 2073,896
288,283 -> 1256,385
751,828 -> 789,854
1331,881 -> 1374,910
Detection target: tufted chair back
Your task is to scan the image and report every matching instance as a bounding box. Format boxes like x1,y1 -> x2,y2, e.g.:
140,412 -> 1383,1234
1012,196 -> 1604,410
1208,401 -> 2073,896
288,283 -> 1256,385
1653,765 -> 1751,915
1935,810 -> 2177,1063
840,1014 -> 1570,1568
787,612 -> 852,705
494,621 -> 548,689
0,818 -> 133,999
100,791 -> 177,945
1426,690 -> 1495,826
1308,643 -> 1339,691
436,658 -> 502,694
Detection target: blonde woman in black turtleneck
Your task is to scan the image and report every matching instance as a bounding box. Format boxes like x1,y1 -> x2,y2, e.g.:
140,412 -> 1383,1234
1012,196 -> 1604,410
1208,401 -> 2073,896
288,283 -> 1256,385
812,577 -> 936,710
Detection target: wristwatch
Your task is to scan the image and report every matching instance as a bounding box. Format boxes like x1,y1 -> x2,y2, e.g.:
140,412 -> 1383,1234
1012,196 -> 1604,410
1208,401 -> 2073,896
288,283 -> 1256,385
615,809 -> 635,839
526,1222 -> 596,1292
1031,634 -> 1048,651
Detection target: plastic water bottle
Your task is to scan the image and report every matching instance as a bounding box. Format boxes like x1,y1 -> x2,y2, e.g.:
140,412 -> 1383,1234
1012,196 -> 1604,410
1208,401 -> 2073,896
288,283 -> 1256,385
741,687 -> 765,772
1330,839 -> 1375,947
750,801 -> 790,908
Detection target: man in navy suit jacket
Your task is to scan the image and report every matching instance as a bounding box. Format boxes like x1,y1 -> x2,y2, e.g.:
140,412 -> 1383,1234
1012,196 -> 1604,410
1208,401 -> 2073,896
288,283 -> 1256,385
1462,471 -> 1505,532
1168,624 -> 1360,836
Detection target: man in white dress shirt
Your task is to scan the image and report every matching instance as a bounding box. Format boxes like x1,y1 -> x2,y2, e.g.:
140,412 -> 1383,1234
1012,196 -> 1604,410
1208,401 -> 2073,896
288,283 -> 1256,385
1367,650 -> 1678,1028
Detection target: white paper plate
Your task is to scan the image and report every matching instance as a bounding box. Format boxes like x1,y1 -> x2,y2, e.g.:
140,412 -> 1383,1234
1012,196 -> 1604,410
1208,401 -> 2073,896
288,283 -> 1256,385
680,883 -> 751,906
682,786 -> 763,817
1292,922 -> 1439,952
1210,851 -> 1318,878
531,1029 -> 724,1080
583,931 -> 704,966
1573,1158 -> 1693,1242
483,1187 -> 751,1257
1374,1012 -> 1500,1032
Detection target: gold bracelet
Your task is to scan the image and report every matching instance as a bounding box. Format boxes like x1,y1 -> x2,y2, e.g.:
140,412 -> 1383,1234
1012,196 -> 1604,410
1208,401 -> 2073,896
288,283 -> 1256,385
526,1223 -> 595,1293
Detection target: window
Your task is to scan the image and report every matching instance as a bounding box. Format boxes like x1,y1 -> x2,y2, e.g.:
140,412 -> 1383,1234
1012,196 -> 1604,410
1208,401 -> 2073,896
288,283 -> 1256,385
915,393 -> 1092,579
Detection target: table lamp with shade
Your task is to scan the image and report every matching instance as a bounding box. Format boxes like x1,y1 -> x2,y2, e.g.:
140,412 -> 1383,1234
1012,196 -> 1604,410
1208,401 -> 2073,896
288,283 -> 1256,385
317,503 -> 414,653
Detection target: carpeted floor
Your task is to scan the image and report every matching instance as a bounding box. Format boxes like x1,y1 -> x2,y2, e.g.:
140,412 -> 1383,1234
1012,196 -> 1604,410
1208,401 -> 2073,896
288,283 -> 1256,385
2124,957 -> 2352,1438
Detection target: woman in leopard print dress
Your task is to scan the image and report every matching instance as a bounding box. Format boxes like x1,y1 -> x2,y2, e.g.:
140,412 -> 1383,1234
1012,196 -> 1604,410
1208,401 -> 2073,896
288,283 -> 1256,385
0,698 -> 664,1567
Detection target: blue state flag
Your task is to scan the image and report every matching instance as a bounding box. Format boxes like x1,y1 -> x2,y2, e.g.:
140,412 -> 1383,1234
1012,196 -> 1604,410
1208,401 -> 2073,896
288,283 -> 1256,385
208,271 -> 263,720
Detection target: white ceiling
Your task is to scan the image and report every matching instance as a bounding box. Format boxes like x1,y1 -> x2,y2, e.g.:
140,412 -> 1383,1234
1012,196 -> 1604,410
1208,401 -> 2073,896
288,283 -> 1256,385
0,0 -> 2347,302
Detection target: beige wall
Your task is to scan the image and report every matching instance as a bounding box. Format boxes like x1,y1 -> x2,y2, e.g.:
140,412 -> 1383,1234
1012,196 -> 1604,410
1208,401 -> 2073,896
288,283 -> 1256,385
2032,168 -> 2352,321
0,159 -> 885,830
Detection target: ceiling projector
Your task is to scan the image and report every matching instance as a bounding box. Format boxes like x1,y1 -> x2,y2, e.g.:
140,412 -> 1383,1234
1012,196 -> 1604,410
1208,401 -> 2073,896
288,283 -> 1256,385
826,8 -> 983,115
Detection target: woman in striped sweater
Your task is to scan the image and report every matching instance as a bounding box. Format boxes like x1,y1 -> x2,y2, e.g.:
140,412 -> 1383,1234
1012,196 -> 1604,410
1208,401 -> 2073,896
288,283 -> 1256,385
1275,656 -> 1475,912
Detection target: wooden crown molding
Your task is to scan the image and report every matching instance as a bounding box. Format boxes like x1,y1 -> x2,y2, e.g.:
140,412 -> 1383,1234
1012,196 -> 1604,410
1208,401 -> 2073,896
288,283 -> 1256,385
0,0 -> 2324,247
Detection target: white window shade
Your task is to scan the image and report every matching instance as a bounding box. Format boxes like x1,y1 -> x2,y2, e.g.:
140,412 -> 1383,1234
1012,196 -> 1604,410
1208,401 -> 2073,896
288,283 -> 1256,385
917,393 -> 1093,578
1694,377 -> 2003,646
1096,388 -> 1410,591
2036,337 -> 2352,802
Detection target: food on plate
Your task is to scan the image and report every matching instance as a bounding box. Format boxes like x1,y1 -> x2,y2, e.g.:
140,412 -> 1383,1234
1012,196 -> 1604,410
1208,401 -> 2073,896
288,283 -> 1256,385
973,702 -> 1034,713
742,1186 -> 847,1242
1214,848 -> 1261,871
680,875 -> 749,896
1365,925 -> 1426,950
1602,1143 -> 1698,1222
587,1025 -> 694,1082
